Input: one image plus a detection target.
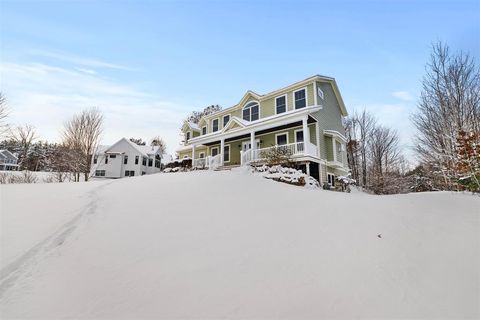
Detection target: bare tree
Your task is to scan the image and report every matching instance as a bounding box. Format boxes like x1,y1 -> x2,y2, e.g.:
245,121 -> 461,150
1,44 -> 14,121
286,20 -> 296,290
367,126 -> 403,194
412,42 -> 480,190
151,136 -> 167,157
0,93 -> 9,138
10,124 -> 38,170
62,107 -> 104,181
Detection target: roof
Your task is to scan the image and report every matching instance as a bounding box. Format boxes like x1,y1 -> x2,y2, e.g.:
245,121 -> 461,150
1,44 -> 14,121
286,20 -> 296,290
0,149 -> 18,160
97,138 -> 162,157
201,74 -> 347,119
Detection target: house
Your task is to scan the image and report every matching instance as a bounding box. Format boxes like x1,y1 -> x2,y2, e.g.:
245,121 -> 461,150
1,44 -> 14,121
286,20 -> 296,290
0,150 -> 19,171
177,75 -> 349,185
91,138 -> 163,178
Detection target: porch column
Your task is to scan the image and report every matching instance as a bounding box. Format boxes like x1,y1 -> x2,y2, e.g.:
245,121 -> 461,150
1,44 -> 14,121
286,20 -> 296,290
302,116 -> 310,146
191,144 -> 196,167
220,138 -> 225,166
250,131 -> 255,160
315,121 -> 320,157
306,161 -> 310,176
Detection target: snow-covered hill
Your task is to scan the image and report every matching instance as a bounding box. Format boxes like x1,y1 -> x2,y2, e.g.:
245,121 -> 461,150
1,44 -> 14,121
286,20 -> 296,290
1,170 -> 479,319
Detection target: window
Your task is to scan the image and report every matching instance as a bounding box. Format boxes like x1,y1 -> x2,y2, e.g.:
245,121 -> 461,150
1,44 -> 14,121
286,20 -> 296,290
93,156 -> 98,164
223,115 -> 230,127
295,130 -> 305,152
125,170 -> 135,177
95,170 -> 105,177
186,131 -> 190,141
276,133 -> 288,146
142,171 -> 146,176
105,156 -> 108,164
109,154 -> 116,158
317,87 -> 324,100
276,95 -> 286,114
242,102 -> 259,121
199,152 -> 205,158
294,88 -> 306,109
142,157 -> 147,166
212,119 -> 219,132
202,126 -> 207,135
135,156 -> 139,165
224,145 -> 230,162
155,159 -> 161,168
211,147 -> 219,156
124,155 -> 128,165
327,173 -> 335,186
148,158 -> 153,167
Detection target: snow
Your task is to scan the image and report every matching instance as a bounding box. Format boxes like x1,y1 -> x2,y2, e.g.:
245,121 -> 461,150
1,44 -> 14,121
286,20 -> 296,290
0,170 -> 479,319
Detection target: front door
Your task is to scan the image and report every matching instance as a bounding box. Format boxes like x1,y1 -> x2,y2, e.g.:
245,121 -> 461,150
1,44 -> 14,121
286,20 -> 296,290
242,139 -> 260,151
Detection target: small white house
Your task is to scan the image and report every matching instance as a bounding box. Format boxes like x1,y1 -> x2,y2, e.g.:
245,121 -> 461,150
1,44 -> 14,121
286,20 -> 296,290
90,138 -> 163,178
0,150 -> 19,171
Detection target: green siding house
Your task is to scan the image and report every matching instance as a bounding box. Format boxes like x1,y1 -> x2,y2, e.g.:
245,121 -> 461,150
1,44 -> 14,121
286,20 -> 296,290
177,75 -> 349,185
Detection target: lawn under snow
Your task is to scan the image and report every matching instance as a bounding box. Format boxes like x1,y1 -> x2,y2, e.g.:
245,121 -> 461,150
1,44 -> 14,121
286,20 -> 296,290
0,169 -> 479,319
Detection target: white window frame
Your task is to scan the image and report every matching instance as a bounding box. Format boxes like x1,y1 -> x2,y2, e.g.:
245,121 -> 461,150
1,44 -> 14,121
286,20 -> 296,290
317,87 -> 324,100
202,126 -> 207,135
275,94 -> 287,115
210,147 -> 219,156
212,118 -> 219,132
275,132 -> 289,146
294,128 -> 304,143
327,172 -> 335,186
242,101 -> 260,122
223,144 -> 230,163
222,114 -> 231,128
293,87 -> 308,109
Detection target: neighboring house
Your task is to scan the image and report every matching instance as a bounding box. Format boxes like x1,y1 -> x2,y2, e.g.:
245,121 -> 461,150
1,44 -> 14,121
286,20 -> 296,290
177,75 -> 349,185
0,150 -> 19,171
91,138 -> 163,178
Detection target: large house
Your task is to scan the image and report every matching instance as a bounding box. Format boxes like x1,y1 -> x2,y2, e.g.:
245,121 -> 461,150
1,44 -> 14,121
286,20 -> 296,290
177,75 -> 349,184
0,150 -> 19,171
91,138 -> 163,178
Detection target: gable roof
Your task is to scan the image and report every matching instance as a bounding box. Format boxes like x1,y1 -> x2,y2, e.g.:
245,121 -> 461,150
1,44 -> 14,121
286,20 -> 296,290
201,74 -> 348,121
101,138 -> 161,157
182,121 -> 201,132
0,149 -> 18,160
221,116 -> 247,133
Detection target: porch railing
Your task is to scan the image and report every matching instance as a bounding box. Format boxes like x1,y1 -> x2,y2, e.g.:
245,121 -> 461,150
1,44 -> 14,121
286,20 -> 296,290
241,142 -> 319,166
208,154 -> 222,170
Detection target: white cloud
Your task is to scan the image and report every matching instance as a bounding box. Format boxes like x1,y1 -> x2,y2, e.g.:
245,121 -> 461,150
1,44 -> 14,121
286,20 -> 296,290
29,49 -> 137,71
0,61 -> 189,155
392,91 -> 414,101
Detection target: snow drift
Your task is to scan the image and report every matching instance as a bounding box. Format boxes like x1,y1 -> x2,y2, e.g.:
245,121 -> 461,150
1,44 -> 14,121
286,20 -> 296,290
0,170 -> 479,319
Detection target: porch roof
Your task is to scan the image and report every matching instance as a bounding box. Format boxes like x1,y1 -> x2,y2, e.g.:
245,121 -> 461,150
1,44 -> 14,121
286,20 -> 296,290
187,105 -> 322,147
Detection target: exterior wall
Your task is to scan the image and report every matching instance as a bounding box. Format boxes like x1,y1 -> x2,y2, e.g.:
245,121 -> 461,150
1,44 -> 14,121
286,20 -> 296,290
313,81 -> 347,163
91,139 -> 161,178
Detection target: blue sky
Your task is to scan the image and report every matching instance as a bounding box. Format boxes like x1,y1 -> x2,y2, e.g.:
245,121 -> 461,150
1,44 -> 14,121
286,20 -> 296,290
0,0 -> 478,159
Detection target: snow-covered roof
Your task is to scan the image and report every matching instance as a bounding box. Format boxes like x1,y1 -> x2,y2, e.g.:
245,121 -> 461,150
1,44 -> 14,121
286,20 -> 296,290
0,150 -> 18,160
96,138 -> 162,157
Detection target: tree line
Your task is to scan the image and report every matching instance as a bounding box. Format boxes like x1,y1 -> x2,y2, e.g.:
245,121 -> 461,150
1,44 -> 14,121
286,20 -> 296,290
345,42 -> 479,194
0,99 -> 167,182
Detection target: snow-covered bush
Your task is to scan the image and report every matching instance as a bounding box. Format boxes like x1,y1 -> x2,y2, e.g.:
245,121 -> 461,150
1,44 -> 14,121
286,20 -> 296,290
254,165 -> 319,189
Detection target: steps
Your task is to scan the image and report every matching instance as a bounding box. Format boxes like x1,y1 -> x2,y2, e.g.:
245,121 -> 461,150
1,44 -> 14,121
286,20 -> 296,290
214,165 -> 241,171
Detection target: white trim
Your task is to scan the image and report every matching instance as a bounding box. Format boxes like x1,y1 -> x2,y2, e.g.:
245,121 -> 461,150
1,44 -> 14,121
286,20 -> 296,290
222,114 -> 231,128
211,118 -> 220,133
327,172 -> 335,186
293,87 -> 308,110
323,129 -> 347,143
201,126 -> 207,135
275,132 -> 289,145
223,144 -> 231,163
186,105 -> 322,146
210,146 -> 219,156
294,128 -> 304,143
313,81 -> 318,106
274,94 -> 288,115
242,100 -> 260,122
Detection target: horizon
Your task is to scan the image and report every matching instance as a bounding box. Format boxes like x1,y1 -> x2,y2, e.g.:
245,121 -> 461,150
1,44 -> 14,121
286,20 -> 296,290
1,0 -> 478,162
